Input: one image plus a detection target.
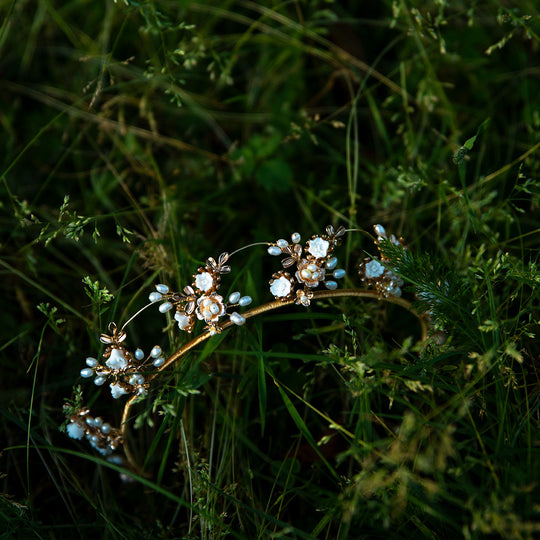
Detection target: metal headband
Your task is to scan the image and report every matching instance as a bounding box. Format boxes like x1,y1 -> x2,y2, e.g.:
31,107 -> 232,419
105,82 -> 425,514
63,224 -> 428,469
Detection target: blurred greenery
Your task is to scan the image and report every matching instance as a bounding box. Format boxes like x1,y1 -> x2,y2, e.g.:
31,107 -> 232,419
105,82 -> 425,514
1,0 -> 539,538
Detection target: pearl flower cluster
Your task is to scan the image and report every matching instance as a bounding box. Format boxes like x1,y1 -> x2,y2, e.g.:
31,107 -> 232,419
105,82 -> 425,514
359,224 -> 405,297
78,322 -> 158,399
149,252 -> 252,336
268,225 -> 347,306
64,406 -> 122,455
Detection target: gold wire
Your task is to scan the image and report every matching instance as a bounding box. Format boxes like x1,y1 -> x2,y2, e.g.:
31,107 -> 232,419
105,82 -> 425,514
120,288 -> 428,470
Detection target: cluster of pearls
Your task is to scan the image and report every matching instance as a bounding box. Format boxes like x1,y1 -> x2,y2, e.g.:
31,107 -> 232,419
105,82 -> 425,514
268,225 -> 347,305
64,407 -> 122,456
149,252 -> 252,335
359,224 -> 405,297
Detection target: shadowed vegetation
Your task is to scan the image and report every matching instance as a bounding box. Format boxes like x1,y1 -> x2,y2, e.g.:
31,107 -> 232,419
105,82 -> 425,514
1,1 -> 539,538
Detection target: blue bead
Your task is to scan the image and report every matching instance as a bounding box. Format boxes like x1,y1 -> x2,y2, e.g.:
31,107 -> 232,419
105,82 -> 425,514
135,348 -> 144,361
159,302 -> 173,313
239,296 -> 252,307
156,284 -> 169,294
86,357 -> 98,367
80,368 -> 94,378
326,257 -> 338,270
333,269 -> 346,279
230,312 -> 245,325
325,280 -> 338,290
229,291 -> 241,303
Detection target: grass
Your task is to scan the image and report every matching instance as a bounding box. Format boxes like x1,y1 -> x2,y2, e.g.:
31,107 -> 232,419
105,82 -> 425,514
1,0 -> 540,538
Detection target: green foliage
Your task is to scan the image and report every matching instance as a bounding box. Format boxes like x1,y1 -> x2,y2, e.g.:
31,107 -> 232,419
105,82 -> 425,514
1,0 -> 539,538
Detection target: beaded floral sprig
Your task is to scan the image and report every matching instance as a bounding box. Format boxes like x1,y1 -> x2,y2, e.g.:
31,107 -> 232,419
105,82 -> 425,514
267,225 -> 347,306
64,224 -> 424,462
149,252 -> 252,336
64,406 -> 123,456
359,224 -> 406,298
78,322 -> 156,399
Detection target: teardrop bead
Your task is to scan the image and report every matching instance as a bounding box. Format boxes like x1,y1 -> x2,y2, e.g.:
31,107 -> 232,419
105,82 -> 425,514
155,284 -> 169,294
239,296 -> 252,306
153,357 -> 165,367
80,368 -> 94,378
159,302 -> 173,313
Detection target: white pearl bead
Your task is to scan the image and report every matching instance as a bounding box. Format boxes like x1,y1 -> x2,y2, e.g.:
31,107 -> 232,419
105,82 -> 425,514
156,284 -> 169,294
325,280 -> 338,290
150,345 -> 162,358
291,232 -> 301,243
153,357 -> 165,367
94,417 -> 103,427
149,292 -> 162,302
209,303 -> 220,315
94,376 -> 106,386
230,312 -> 245,325
80,368 -> 94,378
229,291 -> 241,303
239,296 -> 252,306
374,224 -> 386,237
276,239 -> 288,248
134,348 -> 144,361
301,268 -> 312,279
159,302 -> 173,313
326,257 -> 338,270
334,269 -> 346,279
101,423 -> 112,434
86,417 -> 95,427
267,246 -> 282,256
86,357 -> 98,367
